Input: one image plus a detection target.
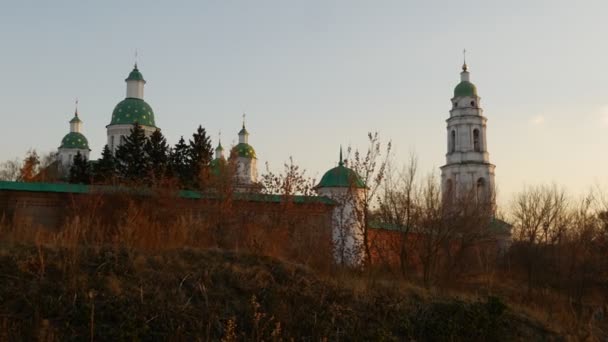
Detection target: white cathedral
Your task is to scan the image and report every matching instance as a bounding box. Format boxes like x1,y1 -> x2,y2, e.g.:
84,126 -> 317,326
57,63 -> 258,186
56,60 -> 500,265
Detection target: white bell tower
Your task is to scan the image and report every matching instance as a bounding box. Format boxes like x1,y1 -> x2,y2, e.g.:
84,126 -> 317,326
440,58 -> 495,209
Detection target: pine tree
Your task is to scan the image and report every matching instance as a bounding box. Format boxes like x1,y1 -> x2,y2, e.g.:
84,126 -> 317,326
169,136 -> 190,187
145,129 -> 169,181
115,123 -> 150,183
188,125 -> 213,189
69,151 -> 91,184
93,145 -> 117,183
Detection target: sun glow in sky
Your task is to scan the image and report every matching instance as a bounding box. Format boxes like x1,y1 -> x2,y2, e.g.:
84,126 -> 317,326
0,0 -> 607,205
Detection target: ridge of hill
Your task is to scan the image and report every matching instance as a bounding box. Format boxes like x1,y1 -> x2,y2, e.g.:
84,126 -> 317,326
0,245 -> 558,341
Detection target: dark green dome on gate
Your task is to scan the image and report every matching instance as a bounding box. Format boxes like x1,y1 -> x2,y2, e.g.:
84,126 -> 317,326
109,98 -> 156,127
59,132 -> 89,150
315,148 -> 365,189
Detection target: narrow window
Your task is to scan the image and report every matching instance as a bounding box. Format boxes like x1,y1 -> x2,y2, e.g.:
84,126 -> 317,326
476,177 -> 486,201
470,101 -> 475,107
111,136 -> 115,151
473,129 -> 480,152
450,130 -> 456,153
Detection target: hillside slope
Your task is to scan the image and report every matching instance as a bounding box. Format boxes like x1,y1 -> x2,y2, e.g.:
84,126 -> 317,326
0,245 -> 559,341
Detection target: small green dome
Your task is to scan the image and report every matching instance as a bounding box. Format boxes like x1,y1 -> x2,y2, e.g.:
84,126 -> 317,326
60,132 -> 89,150
232,143 -> 256,158
316,165 -> 365,189
454,81 -> 477,97
69,115 -> 81,123
109,98 -> 156,127
126,65 -> 145,82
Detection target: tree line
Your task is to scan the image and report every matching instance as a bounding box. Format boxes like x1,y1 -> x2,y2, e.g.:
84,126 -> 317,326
69,123 -> 214,189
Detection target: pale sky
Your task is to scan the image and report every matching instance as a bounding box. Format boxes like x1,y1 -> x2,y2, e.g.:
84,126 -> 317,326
1,0 -> 607,205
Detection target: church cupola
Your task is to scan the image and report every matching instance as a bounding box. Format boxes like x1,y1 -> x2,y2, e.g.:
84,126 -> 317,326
107,62 -> 158,153
125,63 -> 146,99
231,115 -> 258,188
215,138 -> 225,160
238,122 -> 249,144
58,100 -> 91,173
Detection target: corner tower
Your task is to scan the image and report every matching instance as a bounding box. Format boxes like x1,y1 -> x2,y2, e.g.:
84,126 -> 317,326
440,61 -> 495,208
315,147 -> 367,266
107,64 -> 158,152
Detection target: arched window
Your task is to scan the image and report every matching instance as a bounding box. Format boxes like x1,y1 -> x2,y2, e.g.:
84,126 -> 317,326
473,129 -> 480,152
450,130 -> 456,153
476,177 -> 486,202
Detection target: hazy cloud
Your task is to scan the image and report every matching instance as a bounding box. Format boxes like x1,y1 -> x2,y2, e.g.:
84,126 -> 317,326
529,115 -> 545,126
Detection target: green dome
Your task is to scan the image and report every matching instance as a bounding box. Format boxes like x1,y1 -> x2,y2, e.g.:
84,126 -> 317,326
454,81 -> 477,97
232,143 -> 256,158
69,115 -> 81,123
109,98 -> 156,127
316,165 -> 365,189
59,132 -> 89,150
126,65 -> 145,82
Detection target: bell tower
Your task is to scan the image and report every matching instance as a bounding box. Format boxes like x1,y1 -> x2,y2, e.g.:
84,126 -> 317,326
440,58 -> 495,209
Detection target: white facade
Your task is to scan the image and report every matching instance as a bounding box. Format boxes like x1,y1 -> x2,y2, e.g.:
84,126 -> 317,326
317,186 -> 366,266
235,157 -> 257,185
107,124 -> 157,153
440,65 -> 496,207
58,148 -> 90,171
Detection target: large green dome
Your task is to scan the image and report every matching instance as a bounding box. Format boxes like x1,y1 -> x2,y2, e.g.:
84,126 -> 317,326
109,98 -> 156,127
316,164 -> 365,189
232,143 -> 256,159
60,132 -> 89,150
454,80 -> 477,97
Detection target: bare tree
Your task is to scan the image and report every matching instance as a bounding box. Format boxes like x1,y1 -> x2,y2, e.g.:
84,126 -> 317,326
348,132 -> 392,267
0,158 -> 21,181
510,184 -> 570,294
376,153 -> 419,277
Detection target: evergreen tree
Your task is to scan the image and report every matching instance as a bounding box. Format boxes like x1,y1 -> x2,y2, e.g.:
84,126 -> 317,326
144,129 -> 169,181
115,123 -> 150,183
93,145 -> 117,183
169,136 -> 190,187
69,151 -> 91,184
188,125 -> 213,189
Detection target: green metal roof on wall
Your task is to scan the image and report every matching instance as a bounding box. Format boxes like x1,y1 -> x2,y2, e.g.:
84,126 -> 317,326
59,132 -> 90,150
454,81 -> 477,97
0,181 -> 335,205
232,143 -> 256,159
109,98 -> 156,127
316,165 -> 365,189
125,65 -> 145,82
